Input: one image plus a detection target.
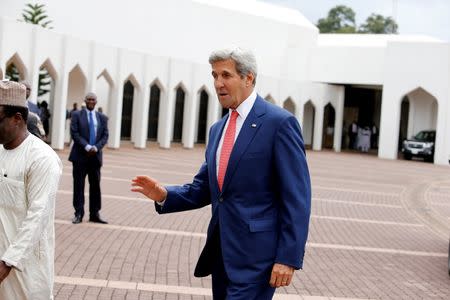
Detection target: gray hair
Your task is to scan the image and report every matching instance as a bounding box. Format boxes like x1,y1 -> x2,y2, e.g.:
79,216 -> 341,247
209,47 -> 257,86
85,92 -> 97,100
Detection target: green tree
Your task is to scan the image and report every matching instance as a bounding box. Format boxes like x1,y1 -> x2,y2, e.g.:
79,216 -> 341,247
21,3 -> 53,29
7,3 -> 54,96
359,14 -> 398,34
5,64 -> 21,82
317,5 -> 357,33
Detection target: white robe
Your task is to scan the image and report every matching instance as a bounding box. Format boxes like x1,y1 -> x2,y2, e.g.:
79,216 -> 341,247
0,134 -> 62,300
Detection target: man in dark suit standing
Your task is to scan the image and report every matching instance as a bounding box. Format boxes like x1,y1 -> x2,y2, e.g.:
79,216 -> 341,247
131,47 -> 311,299
69,92 -> 109,224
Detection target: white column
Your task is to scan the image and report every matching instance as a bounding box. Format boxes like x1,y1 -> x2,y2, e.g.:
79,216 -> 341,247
378,93 -> 401,160
183,90 -> 196,148
134,85 -> 150,149
206,93 -> 220,145
28,27 -> 39,103
87,42 -> 97,93
159,87 -> 175,149
51,72 -> 69,150
312,104 -> 324,151
108,82 -> 123,149
0,19 -> 5,79
433,97 -> 448,165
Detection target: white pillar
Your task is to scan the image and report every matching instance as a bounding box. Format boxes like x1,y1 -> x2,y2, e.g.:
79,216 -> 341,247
87,42 -> 97,94
433,97 -> 448,165
183,90 -> 196,148
313,104 -> 324,151
378,93 -> 401,160
108,82 -> 123,149
28,27 -> 39,103
51,72 -> 69,150
206,92 -> 220,145
159,87 -> 175,149
134,84 -> 150,149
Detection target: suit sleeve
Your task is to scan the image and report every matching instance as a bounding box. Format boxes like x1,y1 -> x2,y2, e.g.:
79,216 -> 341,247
95,114 -> 109,150
273,116 -> 311,270
156,161 -> 211,214
70,112 -> 89,147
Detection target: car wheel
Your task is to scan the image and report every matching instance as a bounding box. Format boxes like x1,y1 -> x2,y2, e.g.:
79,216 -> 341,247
404,153 -> 412,160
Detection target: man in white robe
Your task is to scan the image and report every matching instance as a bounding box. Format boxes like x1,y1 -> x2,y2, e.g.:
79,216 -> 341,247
0,80 -> 62,300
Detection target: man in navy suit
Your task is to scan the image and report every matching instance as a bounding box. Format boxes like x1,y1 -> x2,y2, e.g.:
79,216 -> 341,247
131,48 -> 311,299
69,92 -> 109,224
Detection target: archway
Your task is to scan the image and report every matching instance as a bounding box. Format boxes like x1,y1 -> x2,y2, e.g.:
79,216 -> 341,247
5,53 -> 27,82
197,89 -> 209,144
322,103 -> 335,149
67,64 -> 87,142
303,101 -> 315,149
398,97 -> 409,151
39,59 -> 57,142
342,85 -> 382,151
148,82 -> 161,141
283,98 -> 296,115
96,69 -> 114,117
121,79 -> 136,139
172,85 -> 186,143
265,94 -> 276,104
398,87 -> 438,161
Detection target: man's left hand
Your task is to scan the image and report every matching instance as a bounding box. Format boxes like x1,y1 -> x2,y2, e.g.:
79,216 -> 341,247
269,263 -> 294,288
0,261 -> 12,284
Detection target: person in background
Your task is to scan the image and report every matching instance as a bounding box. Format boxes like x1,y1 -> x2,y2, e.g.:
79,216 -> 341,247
69,92 -> 109,224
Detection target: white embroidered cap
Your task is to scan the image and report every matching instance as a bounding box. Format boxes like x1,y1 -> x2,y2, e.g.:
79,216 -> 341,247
0,80 -> 27,108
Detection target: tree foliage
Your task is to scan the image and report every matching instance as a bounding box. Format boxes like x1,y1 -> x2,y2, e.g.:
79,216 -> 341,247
10,3 -> 54,97
21,3 -> 53,29
317,5 -> 399,34
359,14 -> 398,34
317,5 -> 357,33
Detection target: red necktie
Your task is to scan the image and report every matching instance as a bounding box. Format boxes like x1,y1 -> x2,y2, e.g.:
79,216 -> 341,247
217,110 -> 239,191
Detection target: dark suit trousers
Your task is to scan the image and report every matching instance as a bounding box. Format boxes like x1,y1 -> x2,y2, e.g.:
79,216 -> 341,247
72,159 -> 102,218
202,226 -> 275,300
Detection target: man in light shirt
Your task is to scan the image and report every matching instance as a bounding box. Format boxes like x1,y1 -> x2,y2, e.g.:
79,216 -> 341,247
131,47 -> 311,299
0,80 -> 62,299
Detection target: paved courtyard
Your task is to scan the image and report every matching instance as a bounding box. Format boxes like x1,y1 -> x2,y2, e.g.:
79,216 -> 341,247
53,143 -> 450,299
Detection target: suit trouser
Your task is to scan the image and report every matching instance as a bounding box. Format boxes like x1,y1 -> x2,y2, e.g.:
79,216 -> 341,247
72,160 -> 102,217
207,227 -> 276,300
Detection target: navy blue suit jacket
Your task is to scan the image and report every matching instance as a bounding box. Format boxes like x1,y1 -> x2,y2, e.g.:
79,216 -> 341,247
157,95 -> 311,283
69,109 -> 109,166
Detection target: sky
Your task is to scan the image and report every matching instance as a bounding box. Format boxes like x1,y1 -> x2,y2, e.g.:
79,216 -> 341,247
262,0 -> 450,41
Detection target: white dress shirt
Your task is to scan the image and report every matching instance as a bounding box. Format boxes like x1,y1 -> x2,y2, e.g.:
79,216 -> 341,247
215,90 -> 257,176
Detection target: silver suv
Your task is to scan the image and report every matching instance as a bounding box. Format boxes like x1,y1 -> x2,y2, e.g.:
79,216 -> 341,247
402,130 -> 436,162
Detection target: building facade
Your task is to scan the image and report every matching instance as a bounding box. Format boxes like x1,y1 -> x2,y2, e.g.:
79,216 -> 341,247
0,0 -> 449,164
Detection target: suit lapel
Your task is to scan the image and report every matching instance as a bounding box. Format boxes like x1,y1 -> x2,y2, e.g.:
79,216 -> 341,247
221,96 -> 266,192
95,112 -> 101,138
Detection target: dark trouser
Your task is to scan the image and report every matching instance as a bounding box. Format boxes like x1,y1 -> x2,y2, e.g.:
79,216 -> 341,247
349,133 -> 356,149
207,227 -> 275,300
72,161 -> 102,218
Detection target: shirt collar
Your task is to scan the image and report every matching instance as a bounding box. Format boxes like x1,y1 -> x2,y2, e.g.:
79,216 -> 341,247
230,90 -> 257,119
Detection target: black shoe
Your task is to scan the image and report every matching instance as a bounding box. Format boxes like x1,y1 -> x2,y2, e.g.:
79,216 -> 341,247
72,215 -> 82,224
89,214 -> 108,224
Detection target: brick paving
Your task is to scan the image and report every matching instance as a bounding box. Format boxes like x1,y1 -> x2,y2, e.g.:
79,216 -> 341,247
52,143 -> 450,299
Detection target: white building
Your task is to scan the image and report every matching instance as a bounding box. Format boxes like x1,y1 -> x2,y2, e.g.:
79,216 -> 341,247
0,0 -> 449,164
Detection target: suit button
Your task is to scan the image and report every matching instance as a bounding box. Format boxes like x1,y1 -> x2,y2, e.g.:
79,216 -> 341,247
219,197 -> 224,203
